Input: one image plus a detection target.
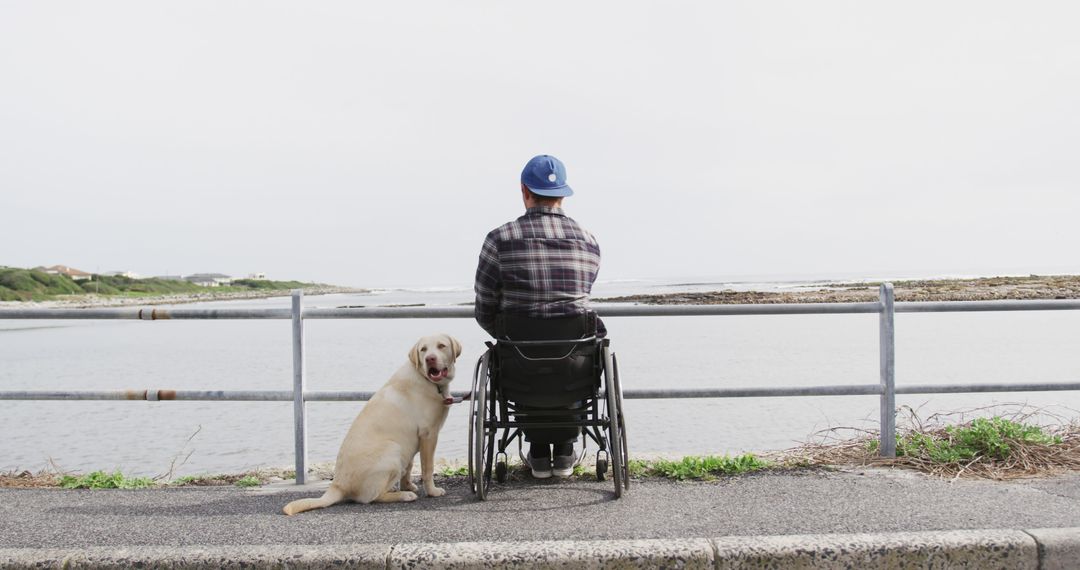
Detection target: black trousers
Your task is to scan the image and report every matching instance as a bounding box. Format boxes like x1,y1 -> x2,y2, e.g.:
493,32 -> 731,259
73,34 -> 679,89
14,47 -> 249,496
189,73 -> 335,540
515,403 -> 581,445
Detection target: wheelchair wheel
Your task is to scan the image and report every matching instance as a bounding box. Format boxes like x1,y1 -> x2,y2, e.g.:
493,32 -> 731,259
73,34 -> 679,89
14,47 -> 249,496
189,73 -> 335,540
466,353 -> 484,493
602,345 -> 624,498
596,451 -> 608,482
469,350 -> 494,500
613,352 -> 630,491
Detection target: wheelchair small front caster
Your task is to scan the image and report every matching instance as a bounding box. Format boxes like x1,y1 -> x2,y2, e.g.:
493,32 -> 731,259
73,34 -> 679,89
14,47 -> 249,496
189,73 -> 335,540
495,460 -> 508,483
596,451 -> 609,481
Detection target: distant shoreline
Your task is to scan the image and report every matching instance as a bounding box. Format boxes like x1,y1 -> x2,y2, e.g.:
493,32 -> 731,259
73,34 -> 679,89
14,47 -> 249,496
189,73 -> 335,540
0,285 -> 370,309
4,275 -> 1079,310
594,274 -> 1080,305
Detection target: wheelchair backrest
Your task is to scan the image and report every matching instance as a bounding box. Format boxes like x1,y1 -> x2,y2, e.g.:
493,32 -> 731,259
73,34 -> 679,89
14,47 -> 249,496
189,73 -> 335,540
494,312 -> 600,408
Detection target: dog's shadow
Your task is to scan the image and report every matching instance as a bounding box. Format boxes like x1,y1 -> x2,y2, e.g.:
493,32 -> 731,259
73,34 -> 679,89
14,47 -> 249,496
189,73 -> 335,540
276,476 -> 620,515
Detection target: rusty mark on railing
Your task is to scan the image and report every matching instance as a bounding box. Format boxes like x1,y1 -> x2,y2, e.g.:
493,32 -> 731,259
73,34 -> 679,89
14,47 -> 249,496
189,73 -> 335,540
137,308 -> 171,321
120,389 -> 178,400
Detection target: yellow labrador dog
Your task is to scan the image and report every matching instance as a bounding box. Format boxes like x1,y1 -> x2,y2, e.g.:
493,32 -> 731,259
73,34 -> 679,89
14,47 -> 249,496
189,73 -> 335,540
283,334 -> 462,515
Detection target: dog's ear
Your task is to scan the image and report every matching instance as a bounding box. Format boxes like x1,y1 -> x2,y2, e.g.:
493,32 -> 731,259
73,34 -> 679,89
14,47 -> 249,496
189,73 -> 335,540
447,335 -> 462,358
408,340 -> 421,369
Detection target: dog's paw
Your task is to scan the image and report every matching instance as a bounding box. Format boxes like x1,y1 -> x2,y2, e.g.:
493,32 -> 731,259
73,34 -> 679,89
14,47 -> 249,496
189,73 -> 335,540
400,491 -> 418,502
401,480 -> 419,492
425,486 -> 446,497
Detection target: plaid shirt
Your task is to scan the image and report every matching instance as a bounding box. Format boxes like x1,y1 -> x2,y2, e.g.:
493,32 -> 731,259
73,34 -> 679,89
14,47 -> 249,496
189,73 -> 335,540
474,206 -> 606,337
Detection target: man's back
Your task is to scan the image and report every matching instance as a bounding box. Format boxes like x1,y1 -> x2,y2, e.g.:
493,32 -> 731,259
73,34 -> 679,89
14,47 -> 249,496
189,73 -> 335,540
474,205 -> 602,337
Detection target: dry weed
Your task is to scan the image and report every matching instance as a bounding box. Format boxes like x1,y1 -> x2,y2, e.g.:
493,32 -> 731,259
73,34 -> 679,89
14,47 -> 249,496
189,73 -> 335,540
777,404 -> 1080,480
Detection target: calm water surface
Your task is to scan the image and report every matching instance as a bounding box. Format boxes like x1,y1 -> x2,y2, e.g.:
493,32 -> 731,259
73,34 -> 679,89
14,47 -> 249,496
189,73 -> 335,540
2,283 -> 1078,477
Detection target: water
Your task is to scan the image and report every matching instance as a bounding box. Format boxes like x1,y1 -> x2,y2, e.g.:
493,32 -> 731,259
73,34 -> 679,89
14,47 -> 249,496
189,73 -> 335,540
2,280 -> 1079,477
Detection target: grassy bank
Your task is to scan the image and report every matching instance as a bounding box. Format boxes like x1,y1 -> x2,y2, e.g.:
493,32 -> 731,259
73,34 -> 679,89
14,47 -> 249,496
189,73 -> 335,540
0,267 -> 354,303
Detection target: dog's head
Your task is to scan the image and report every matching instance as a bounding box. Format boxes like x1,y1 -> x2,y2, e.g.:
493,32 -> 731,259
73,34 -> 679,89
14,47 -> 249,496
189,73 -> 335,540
408,334 -> 462,385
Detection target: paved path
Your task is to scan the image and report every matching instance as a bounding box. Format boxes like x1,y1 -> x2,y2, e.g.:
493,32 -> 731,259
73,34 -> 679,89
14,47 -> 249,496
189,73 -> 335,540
2,468 -> 1079,549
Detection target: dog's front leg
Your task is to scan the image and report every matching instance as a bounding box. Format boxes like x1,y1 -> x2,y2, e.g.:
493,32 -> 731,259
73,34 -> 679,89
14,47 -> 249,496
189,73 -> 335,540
400,454 -> 419,492
419,435 -> 444,497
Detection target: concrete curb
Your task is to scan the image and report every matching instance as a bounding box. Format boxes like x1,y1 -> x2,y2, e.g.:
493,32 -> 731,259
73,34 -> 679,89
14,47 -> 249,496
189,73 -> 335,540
1026,528 -> 1080,570
391,538 -> 714,569
0,544 -> 390,569
1,528 -> 1077,569
712,529 -> 1036,569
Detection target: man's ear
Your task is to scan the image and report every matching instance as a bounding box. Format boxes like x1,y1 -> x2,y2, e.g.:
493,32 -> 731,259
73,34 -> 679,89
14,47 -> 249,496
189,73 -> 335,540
408,341 -> 421,368
448,335 -> 463,358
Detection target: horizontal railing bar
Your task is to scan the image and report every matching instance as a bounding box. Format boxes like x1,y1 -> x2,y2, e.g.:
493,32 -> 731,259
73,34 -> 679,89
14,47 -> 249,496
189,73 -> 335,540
598,303 -> 885,316
0,308 -> 293,320
3,382 -> 1078,402
619,385 -> 883,398
305,306 -> 473,319
895,299 -> 1080,312
305,391 -> 380,401
172,390 -> 293,400
3,298 -> 1080,321
896,382 -> 1080,394
0,390 -> 454,401
0,390 -> 295,401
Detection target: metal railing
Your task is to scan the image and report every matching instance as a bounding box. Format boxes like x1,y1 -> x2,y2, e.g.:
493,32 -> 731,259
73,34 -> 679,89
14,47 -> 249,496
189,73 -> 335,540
2,284 -> 1080,483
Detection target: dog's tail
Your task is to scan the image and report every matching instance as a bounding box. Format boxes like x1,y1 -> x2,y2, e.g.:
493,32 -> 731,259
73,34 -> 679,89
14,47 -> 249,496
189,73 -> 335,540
282,485 -> 346,516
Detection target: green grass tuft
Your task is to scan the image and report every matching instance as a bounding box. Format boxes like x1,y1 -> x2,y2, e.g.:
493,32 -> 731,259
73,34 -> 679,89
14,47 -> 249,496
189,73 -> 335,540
234,475 -> 262,488
171,475 -> 203,485
632,454 -> 771,480
59,470 -> 154,489
438,465 -> 469,477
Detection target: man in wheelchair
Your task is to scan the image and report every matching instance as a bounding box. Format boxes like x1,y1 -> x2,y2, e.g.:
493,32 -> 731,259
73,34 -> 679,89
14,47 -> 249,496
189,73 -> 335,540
474,154 -> 607,479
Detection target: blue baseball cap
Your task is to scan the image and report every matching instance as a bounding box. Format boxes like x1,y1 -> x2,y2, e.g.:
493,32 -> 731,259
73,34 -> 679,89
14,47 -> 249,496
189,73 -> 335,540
520,154 -> 574,197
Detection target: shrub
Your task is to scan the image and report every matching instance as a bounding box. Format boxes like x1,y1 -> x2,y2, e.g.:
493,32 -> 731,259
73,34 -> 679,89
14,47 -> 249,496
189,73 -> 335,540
896,417 -> 1062,463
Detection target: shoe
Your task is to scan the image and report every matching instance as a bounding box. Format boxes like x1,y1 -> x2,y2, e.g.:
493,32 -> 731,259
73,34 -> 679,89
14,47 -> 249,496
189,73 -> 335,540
528,445 -> 552,479
552,444 -> 575,478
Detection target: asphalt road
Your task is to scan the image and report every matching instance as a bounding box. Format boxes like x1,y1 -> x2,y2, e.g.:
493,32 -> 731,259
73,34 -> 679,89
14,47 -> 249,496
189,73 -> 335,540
2,468 -> 1079,549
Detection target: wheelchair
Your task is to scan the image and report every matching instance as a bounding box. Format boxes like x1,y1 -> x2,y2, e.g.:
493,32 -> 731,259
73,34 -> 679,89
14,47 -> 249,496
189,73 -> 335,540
467,312 -> 629,499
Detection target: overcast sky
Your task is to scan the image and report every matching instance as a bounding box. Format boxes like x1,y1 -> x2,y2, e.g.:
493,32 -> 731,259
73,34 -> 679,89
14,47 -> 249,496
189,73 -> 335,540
2,1 -> 1078,288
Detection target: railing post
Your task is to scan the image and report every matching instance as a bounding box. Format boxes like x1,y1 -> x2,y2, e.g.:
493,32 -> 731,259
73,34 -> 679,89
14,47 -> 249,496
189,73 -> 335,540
878,282 -> 896,457
291,289 -> 308,484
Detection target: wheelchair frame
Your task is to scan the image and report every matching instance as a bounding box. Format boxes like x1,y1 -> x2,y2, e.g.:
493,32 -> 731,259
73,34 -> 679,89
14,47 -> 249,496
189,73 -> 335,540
467,336 -> 629,500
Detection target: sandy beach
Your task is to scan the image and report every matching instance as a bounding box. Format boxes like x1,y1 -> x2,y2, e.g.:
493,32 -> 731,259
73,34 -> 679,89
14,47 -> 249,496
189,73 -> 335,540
595,275 -> 1080,305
